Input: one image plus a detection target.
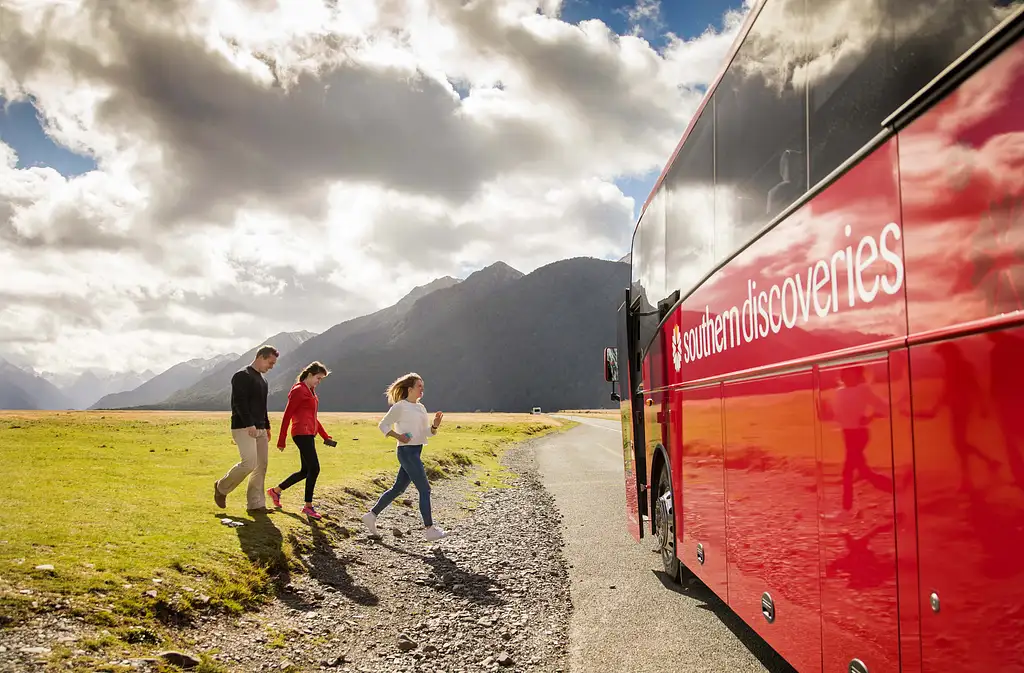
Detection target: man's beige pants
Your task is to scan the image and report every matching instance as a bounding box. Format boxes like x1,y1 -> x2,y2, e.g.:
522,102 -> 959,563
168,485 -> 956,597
216,428 -> 269,510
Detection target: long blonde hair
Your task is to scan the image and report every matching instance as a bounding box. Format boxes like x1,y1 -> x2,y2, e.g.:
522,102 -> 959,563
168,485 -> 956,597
385,372 -> 422,405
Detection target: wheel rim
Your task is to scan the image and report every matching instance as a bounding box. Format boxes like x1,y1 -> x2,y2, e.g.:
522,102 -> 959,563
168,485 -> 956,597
657,472 -> 675,570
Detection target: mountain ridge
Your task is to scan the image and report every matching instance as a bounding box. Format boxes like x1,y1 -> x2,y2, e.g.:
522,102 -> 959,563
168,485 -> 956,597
155,257 -> 626,413
0,358 -> 75,410
154,330 -> 318,409
91,353 -> 240,410
10,257 -> 628,413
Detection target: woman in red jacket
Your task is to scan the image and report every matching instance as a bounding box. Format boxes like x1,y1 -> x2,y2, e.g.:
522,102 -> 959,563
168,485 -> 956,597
267,361 -> 334,520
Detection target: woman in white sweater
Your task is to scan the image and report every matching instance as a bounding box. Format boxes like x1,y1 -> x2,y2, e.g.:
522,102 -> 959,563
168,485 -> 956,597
362,372 -> 447,541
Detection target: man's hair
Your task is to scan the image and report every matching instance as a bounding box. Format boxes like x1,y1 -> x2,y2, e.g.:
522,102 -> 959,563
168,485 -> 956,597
255,345 -> 279,360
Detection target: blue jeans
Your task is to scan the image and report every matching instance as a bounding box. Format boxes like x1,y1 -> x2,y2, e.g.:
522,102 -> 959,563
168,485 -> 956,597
371,444 -> 432,527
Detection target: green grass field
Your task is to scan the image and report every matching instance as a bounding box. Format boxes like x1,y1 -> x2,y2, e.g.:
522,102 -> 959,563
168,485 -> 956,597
0,410 -> 570,637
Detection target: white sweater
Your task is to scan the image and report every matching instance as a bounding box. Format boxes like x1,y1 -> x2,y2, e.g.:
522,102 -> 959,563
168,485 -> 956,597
377,399 -> 433,446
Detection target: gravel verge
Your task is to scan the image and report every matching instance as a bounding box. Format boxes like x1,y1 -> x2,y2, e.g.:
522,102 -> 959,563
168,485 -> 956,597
0,439 -> 572,672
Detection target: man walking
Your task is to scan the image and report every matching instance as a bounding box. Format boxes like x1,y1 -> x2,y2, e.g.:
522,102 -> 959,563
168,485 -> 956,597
214,345 -> 279,511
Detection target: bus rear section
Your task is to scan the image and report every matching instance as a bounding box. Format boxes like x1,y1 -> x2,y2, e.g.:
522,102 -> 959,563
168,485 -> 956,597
607,2 -> 1024,672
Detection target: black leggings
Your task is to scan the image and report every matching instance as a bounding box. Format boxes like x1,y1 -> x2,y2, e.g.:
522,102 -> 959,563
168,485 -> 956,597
279,435 -> 320,503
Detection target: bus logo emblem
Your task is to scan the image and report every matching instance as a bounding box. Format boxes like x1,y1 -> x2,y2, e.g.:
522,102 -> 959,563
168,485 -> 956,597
671,324 -> 683,373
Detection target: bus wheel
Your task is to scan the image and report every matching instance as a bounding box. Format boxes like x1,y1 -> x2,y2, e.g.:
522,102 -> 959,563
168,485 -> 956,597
655,466 -> 680,581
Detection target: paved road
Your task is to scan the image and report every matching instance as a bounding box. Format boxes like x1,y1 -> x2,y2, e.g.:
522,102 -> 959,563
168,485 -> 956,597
536,415 -> 797,673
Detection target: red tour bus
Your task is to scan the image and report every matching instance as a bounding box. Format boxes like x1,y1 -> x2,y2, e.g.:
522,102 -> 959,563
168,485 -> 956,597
604,1 -> 1024,672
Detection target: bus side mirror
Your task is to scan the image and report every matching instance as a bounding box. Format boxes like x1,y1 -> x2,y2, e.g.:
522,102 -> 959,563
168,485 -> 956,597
604,347 -> 619,383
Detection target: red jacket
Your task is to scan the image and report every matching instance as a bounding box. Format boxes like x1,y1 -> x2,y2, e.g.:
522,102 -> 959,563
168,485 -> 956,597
277,382 -> 330,446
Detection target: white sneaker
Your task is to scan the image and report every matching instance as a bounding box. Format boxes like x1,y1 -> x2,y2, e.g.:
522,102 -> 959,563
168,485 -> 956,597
361,512 -> 379,537
423,525 -> 448,541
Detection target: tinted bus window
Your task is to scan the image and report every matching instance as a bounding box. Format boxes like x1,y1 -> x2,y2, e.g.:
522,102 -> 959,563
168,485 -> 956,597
806,0 -> 895,185
890,0 -> 1022,113
806,0 -> 1021,185
630,222 -> 643,307
643,190 -> 668,307
714,0 -> 808,260
636,191 -> 667,351
666,108 -> 715,295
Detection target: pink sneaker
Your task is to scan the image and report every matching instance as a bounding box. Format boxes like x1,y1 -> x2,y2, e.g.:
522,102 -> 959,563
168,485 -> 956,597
301,505 -> 322,520
267,488 -> 282,509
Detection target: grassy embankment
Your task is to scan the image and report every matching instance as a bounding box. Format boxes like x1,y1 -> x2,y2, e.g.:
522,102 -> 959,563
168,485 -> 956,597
0,411 -> 573,658
556,408 -> 620,421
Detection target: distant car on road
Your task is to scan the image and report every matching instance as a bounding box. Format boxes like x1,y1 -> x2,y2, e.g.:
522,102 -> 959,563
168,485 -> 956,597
531,407 -> 542,414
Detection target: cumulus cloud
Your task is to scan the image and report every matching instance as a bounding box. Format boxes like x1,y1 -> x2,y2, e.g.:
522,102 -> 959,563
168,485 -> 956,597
0,0 -> 746,375
622,0 -> 664,38
662,1 -> 752,89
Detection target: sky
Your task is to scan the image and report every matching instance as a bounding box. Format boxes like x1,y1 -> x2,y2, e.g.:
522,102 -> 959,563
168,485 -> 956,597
0,0 -> 752,376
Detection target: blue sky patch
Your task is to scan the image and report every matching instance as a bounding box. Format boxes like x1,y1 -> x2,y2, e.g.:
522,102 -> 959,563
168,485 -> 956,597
559,0 -> 741,49
615,169 -> 662,224
0,97 -> 97,177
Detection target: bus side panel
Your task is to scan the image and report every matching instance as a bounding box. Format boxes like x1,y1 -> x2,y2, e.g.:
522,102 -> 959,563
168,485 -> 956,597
642,355 -> 656,533
899,36 -> 1024,338
908,331 -> 1024,672
617,295 -> 643,542
644,385 -> 668,528
623,437 -> 642,541
899,36 -> 1024,672
679,382 -> 727,599
724,371 -> 822,673
817,358 -> 899,673
623,349 -> 650,542
644,324 -> 672,535
889,348 -> 922,673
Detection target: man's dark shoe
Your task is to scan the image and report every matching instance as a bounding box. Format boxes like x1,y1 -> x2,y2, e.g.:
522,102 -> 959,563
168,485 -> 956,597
214,481 -> 226,508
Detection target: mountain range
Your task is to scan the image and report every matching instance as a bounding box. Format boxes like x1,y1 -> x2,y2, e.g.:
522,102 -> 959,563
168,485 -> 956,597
89,354 -> 241,410
0,357 -> 73,410
0,349 -> 160,410
2,257 -> 629,413
59,369 -> 157,409
153,331 -> 316,409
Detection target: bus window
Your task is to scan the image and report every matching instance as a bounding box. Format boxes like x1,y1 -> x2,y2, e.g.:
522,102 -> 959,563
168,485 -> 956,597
806,0 -> 895,186
714,0 -> 808,261
635,190 -> 667,352
642,189 -> 668,308
630,222 -> 643,304
806,0 -> 1022,186
889,0 -> 1022,115
666,107 -> 715,295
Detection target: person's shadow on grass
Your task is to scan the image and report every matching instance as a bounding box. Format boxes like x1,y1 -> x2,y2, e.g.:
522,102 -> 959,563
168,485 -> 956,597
214,510 -> 291,592
279,511 -> 378,607
215,510 -> 288,571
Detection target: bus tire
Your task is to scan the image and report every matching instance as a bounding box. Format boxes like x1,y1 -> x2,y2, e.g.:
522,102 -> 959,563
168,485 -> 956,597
655,464 -> 680,582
